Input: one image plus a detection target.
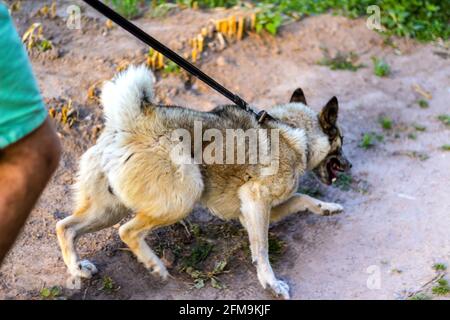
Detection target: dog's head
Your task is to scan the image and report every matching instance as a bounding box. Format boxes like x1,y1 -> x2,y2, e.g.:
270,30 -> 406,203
289,89 -> 352,185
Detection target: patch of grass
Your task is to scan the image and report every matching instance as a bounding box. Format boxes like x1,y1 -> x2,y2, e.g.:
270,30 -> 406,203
359,132 -> 383,149
99,276 -> 120,293
432,279 -> 450,295
409,152 -> 426,160
298,186 -> 323,198
22,23 -> 53,53
173,0 -> 449,41
413,124 -> 426,132
109,0 -> 141,19
318,51 -> 365,71
40,286 -> 61,299
163,60 -> 181,74
333,173 -> 352,191
177,0 -> 237,8
148,2 -> 178,18
441,144 -> 450,151
268,233 -> 286,263
418,99 -> 429,109
190,223 -> 202,238
258,0 -> 450,41
186,259 -> 228,290
372,57 -> 390,77
360,133 -> 375,149
409,293 -> 431,300
255,4 -> 283,36
38,39 -> 53,52
379,116 -> 393,130
182,240 -> 214,269
437,115 -> 450,126
433,263 -> 447,271
164,0 -> 450,41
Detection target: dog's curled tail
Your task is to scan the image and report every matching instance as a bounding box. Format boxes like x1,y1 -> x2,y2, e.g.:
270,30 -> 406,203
101,64 -> 155,129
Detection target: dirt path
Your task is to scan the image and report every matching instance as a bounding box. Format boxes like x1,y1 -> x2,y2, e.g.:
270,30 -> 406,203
1,1 -> 449,300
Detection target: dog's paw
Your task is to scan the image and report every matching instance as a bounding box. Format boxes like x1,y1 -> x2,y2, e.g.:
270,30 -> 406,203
318,202 -> 343,216
69,260 -> 98,278
148,263 -> 169,281
268,279 -> 290,300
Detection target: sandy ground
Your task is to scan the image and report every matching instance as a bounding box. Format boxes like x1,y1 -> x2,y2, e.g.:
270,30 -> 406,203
0,1 -> 449,300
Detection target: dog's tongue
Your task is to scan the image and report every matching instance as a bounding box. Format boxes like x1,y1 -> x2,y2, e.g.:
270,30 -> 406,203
327,161 -> 338,183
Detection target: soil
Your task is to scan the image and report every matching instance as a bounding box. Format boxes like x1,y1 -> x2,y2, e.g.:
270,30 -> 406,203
1,0 -> 449,300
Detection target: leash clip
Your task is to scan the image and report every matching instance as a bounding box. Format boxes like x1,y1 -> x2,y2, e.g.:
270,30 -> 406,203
257,110 -> 271,124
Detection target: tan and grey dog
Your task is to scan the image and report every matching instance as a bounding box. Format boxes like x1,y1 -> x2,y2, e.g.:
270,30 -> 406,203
56,65 -> 351,299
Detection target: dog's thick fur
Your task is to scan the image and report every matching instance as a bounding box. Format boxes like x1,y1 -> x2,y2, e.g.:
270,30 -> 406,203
56,65 -> 350,299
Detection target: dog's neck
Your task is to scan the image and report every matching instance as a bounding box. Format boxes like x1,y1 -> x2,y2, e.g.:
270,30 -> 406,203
269,103 -> 331,171
305,134 -> 331,170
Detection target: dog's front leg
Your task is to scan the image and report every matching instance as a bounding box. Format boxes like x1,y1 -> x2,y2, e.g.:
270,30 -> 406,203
271,193 -> 343,222
239,184 -> 290,300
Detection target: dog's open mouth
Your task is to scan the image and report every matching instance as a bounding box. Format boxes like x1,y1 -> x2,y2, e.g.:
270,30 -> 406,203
327,157 -> 346,183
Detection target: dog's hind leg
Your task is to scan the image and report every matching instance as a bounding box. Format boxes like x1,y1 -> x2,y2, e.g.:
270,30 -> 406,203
56,199 -> 128,278
239,184 -> 290,300
118,211 -> 187,280
270,193 -> 343,222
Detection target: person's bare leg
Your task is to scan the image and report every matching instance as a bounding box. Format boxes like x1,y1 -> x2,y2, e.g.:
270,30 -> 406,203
0,118 -> 61,264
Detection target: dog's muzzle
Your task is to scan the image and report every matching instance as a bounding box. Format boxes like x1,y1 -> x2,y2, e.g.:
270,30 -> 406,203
326,154 -> 352,183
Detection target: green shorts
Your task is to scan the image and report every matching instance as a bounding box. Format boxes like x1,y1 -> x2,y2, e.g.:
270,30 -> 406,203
0,3 -> 46,149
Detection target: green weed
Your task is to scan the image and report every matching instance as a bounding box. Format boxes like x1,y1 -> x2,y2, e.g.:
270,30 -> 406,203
413,124 -> 426,132
409,293 -> 431,300
177,0 -> 237,8
151,1 -> 449,41
255,4 -> 283,36
432,279 -> 450,295
359,132 -> 383,149
441,144 -> 450,151
333,173 -> 352,191
40,286 -> 61,299
186,259 -> 228,290
298,186 -> 323,198
379,116 -> 393,130
418,99 -> 429,109
319,51 -> 365,71
148,2 -> 178,18
268,233 -> 286,263
109,0 -> 141,19
437,115 -> 450,126
99,276 -> 120,293
182,240 -> 214,269
163,60 -> 181,74
257,0 -> 450,41
433,263 -> 447,271
372,57 -> 390,77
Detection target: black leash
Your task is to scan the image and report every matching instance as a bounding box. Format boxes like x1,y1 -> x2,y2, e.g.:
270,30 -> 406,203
82,0 -> 272,124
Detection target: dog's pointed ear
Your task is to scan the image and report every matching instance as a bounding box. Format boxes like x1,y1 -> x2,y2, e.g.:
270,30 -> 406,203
319,96 -> 339,135
290,88 -> 307,105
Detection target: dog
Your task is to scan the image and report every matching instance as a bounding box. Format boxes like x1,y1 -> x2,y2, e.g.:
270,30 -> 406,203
56,65 -> 351,299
